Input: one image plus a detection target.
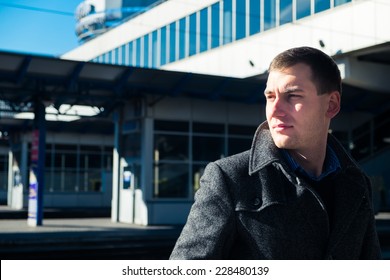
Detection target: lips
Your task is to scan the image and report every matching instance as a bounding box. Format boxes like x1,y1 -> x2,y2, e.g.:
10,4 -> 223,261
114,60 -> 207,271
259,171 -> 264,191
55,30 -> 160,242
272,124 -> 293,132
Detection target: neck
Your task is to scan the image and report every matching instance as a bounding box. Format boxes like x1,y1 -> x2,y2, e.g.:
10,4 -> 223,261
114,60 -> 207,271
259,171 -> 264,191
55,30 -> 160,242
289,144 -> 327,178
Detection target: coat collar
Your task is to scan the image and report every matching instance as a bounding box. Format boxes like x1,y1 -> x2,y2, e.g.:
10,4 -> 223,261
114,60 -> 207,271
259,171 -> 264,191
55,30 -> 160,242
249,121 -> 365,178
249,121 -> 282,175
249,121 -> 371,255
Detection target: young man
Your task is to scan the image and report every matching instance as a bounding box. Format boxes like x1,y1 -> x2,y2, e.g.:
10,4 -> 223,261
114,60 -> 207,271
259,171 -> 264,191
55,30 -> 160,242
170,47 -> 381,259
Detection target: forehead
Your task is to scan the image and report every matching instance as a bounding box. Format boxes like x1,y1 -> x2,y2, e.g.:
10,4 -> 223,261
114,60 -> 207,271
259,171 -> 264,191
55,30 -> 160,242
266,63 -> 314,89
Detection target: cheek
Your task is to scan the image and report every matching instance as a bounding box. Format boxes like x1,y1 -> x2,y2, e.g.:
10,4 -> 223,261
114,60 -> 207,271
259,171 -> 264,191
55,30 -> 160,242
294,103 -> 303,112
265,105 -> 271,119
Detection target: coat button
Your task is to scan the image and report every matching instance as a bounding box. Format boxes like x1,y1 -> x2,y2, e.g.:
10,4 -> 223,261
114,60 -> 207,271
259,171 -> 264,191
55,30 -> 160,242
254,198 -> 261,206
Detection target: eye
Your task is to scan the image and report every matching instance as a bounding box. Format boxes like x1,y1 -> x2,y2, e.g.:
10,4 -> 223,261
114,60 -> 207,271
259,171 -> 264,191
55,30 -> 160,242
288,94 -> 301,99
265,94 -> 275,101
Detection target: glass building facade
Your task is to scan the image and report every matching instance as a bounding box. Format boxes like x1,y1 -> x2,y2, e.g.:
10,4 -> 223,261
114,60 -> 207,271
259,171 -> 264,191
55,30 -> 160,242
153,120 -> 256,199
92,0 -> 351,66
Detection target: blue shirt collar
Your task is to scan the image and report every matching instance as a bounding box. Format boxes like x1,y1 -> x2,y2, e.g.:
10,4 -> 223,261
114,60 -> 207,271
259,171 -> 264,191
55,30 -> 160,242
281,145 -> 341,181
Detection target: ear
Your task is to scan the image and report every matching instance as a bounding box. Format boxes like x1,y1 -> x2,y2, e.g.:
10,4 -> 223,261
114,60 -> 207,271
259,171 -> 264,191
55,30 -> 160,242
326,91 -> 341,119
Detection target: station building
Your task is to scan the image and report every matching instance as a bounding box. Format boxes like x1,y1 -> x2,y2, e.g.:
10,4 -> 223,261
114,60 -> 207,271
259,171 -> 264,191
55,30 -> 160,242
1,0 -> 389,225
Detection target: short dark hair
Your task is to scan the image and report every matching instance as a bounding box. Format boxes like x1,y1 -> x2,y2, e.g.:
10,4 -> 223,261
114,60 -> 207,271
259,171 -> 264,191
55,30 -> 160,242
268,46 -> 342,95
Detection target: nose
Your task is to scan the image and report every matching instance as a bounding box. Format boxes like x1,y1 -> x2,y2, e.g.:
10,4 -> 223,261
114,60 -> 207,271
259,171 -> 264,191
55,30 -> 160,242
269,96 -> 286,117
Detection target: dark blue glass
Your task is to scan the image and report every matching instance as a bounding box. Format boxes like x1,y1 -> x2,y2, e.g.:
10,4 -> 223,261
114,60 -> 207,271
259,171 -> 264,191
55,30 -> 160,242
236,0 -> 246,40
211,2 -> 220,49
315,0 -> 330,13
121,45 -> 126,65
169,22 -> 176,63
200,8 -> 208,53
136,38 -> 141,67
128,41 -> 133,66
179,18 -> 186,59
296,0 -> 311,20
264,0 -> 276,30
144,34 -> 150,67
223,0 -> 232,44
189,13 -> 197,56
334,0 -> 351,6
280,0 -> 293,25
152,30 -> 158,68
249,0 -> 260,35
160,26 -> 167,66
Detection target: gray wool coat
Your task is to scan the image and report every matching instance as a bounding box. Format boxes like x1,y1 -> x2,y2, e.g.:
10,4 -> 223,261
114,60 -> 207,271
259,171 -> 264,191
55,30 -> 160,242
170,122 -> 381,259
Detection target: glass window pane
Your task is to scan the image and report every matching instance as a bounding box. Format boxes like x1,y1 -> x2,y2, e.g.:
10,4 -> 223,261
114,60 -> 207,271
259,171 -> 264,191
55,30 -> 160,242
211,2 -> 220,48
155,120 -> 189,132
154,134 -> 189,161
123,132 -> 141,159
129,41 -> 133,66
179,18 -> 186,59
143,34 -> 149,67
189,13 -> 197,56
193,122 -> 225,134
280,0 -> 293,25
296,0 -> 311,20
200,8 -> 208,53
236,0 -> 246,40
315,0 -> 330,13
153,163 -> 189,198
193,136 -> 225,162
228,137 -> 252,156
121,45 -> 126,65
136,38 -> 141,67
249,0 -> 260,35
334,0 -> 351,7
169,22 -> 176,63
80,154 -> 101,169
160,26 -> 167,65
264,0 -> 276,30
223,0 -> 233,44
152,30 -> 158,68
193,164 -> 206,194
229,124 -> 257,135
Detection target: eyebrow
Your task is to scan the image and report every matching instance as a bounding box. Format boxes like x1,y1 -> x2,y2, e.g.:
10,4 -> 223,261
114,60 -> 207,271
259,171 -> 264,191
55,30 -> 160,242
264,86 -> 302,95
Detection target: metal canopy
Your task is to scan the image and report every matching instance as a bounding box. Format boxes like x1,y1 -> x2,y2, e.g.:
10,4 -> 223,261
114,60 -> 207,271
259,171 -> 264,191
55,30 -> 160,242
0,51 -> 266,111
0,49 -> 389,135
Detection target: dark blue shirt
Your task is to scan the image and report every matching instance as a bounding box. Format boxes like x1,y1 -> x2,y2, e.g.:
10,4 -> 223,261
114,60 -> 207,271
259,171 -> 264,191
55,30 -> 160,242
281,145 -> 341,181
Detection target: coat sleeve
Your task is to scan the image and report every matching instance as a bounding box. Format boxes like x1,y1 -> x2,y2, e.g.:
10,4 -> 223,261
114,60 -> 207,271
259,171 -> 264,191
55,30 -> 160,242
170,162 -> 236,259
360,176 -> 382,259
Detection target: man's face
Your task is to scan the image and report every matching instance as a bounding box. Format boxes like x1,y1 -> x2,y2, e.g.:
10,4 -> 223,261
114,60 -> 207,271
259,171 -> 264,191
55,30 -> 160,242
264,63 -> 336,154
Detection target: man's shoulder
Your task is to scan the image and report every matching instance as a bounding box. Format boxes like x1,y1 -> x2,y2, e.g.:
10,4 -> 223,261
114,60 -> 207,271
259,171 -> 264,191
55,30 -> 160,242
207,150 -> 252,179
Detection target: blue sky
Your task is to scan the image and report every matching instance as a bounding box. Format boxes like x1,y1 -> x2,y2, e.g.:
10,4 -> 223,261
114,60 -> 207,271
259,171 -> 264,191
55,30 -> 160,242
0,0 -> 83,57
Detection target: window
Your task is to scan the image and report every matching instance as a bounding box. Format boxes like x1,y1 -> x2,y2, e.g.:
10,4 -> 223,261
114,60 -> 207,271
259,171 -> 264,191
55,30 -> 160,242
152,30 -> 158,68
135,38 -> 141,67
193,136 -> 225,162
223,0 -> 233,44
200,8 -> 208,53
179,18 -> 187,59
280,0 -> 293,25
235,0 -> 246,40
296,0 -> 311,20
160,26 -> 167,65
249,0 -> 260,35
43,143 -> 112,192
169,22 -> 176,63
334,0 -> 351,6
0,153 -> 8,191
264,0 -> 276,30
121,45 -> 126,65
315,0 -> 330,13
143,34 -> 150,68
128,41 -> 133,66
154,120 -> 189,198
189,13 -> 197,56
211,2 -> 220,48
